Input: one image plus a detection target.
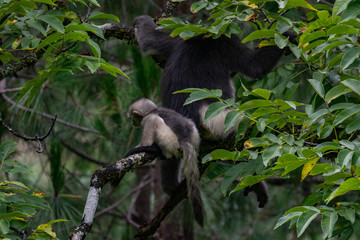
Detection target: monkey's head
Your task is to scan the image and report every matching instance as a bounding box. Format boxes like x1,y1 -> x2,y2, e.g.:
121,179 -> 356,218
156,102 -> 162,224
128,98 -> 157,127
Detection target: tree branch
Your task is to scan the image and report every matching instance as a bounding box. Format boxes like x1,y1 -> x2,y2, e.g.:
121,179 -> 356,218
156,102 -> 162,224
68,152 -> 158,240
0,114 -> 57,153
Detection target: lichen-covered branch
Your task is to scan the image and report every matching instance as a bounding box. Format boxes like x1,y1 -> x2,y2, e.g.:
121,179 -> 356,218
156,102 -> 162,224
99,24 -> 135,43
161,0 -> 179,18
0,49 -> 45,80
69,152 -> 158,240
0,24 -> 136,80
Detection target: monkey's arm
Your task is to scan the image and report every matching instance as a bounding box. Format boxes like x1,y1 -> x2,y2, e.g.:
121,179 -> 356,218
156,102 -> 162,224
226,41 -> 283,79
125,145 -> 163,158
226,32 -> 297,79
134,15 -> 180,59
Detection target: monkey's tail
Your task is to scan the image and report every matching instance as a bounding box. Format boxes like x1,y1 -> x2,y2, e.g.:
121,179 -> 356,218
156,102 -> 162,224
181,142 -> 204,226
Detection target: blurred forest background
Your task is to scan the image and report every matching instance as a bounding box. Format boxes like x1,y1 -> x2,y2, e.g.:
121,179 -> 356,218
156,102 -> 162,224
1,0 -> 360,239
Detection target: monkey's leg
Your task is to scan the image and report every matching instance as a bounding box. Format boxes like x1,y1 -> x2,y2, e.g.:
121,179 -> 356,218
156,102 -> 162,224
160,158 -> 183,195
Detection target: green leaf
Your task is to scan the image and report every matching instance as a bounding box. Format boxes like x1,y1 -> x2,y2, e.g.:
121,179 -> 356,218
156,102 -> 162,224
181,89 -> 222,105
283,0 -> 317,11
341,0 -> 360,20
324,85 -> 351,103
311,41 -> 351,55
300,31 -> 326,45
179,30 -> 195,39
230,174 -> 270,194
251,88 -> 271,100
326,25 -> 359,36
309,163 -> 333,175
224,111 -> 242,132
33,0 -> 56,5
340,47 -> 360,71
333,0 -> 353,16
296,210 -> 320,237
314,142 -> 341,152
250,107 -> 279,118
63,31 -> 89,42
319,125 -> 332,139
88,0 -> 101,7
242,29 -> 277,43
308,79 -> 325,99
329,102 -> 356,112
88,12 -> 120,22
37,32 -> 63,50
326,178 -> 360,202
0,211 -> 30,220
190,1 -> 208,13
345,119 -> 360,134
221,163 -> 246,194
273,154 -> 307,175
85,61 -> 101,73
333,105 -> 360,126
321,212 -> 338,238
238,99 -> 274,111
0,141 -> 17,162
305,108 -> 329,126
274,212 -> 302,229
339,208 -> 355,224
85,39 -> 101,58
236,117 -> 250,142
337,150 -> 354,168
262,144 -> 282,166
341,79 -> 360,96
38,15 -> 64,33
82,23 -> 105,39
17,78 -> 47,105
0,219 -> 10,234
26,19 -> 47,36
100,63 -> 128,78
204,102 -> 227,123
0,181 -> 29,190
274,34 -> 288,49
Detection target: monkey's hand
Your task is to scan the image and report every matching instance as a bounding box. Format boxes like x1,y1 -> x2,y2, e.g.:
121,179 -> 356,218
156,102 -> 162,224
282,30 -> 298,45
243,181 -> 269,208
125,144 -> 164,158
133,15 -> 158,51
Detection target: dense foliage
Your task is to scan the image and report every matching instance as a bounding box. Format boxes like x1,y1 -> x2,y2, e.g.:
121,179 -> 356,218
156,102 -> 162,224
1,0 -> 360,239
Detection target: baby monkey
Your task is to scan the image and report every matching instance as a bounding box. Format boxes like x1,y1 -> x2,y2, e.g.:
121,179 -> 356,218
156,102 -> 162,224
127,98 -> 204,226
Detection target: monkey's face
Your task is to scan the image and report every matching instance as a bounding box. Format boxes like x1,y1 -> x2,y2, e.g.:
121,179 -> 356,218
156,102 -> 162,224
128,111 -> 142,127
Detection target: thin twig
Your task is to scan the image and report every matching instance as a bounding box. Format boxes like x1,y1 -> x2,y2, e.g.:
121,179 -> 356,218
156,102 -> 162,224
0,87 -> 22,94
259,9 -> 271,24
0,13 -> 10,26
95,175 -> 152,218
9,226 -> 27,240
85,3 -> 93,21
1,93 -> 100,134
0,114 -> 57,153
61,140 -> 107,165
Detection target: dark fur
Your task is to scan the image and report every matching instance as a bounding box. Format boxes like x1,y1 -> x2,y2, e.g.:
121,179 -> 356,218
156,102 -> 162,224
128,98 -> 204,225
134,15 -> 288,125
134,16 -> 293,208
125,145 -> 163,158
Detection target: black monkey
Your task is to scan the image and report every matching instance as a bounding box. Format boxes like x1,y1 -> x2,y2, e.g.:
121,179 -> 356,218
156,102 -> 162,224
134,15 -> 295,138
127,98 -> 204,226
133,15 -> 294,207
